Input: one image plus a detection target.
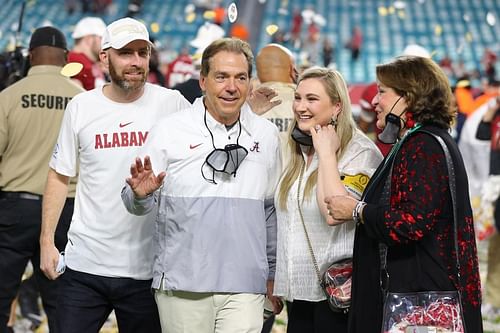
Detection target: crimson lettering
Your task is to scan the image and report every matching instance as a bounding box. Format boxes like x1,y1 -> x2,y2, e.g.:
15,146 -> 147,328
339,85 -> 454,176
120,132 -> 129,146
112,133 -> 121,147
94,131 -> 149,149
129,132 -> 138,146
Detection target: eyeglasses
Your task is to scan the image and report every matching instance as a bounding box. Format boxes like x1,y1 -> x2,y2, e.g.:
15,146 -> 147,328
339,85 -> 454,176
201,109 -> 248,184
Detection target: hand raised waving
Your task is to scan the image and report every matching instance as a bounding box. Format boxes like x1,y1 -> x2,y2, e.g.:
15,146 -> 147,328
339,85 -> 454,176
126,156 -> 166,198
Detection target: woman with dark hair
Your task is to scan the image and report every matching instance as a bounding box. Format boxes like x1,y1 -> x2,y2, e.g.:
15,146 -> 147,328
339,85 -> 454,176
326,56 -> 483,333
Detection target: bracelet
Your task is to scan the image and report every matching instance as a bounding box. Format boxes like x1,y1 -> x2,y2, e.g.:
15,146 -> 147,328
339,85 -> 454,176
352,201 -> 367,224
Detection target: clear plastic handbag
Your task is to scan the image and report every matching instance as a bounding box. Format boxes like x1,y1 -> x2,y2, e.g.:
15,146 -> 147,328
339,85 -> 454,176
322,258 -> 352,312
381,291 -> 464,333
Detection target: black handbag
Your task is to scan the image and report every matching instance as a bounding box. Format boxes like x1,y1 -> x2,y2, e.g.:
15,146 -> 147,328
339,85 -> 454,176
296,164 -> 352,313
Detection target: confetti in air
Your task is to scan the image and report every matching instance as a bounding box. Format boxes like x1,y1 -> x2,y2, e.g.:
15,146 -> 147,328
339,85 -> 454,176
151,22 -> 160,33
486,12 -> 496,26
266,24 -> 279,36
184,3 -> 195,14
186,12 -> 196,23
203,10 -> 216,20
393,1 -> 406,9
60,63 -> 83,77
434,24 -> 442,36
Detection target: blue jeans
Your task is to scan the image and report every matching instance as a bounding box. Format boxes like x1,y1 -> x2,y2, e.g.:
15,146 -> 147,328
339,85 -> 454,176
57,268 -> 160,333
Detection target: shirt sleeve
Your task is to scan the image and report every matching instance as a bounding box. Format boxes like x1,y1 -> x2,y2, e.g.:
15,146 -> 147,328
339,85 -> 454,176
174,89 -> 192,111
49,99 -> 79,176
121,184 -> 157,216
265,128 -> 282,279
340,144 -> 383,199
121,119 -> 170,214
0,91 -> 8,157
363,133 -> 449,245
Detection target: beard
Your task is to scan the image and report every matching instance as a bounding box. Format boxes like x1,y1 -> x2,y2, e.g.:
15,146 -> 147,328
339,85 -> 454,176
108,57 -> 147,92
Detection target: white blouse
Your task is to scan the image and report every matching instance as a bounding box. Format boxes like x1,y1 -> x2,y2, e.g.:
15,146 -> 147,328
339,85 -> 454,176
274,130 -> 383,301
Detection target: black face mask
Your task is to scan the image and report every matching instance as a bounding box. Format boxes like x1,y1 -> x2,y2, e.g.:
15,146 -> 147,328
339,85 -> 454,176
204,144 -> 248,175
378,113 -> 402,144
377,96 -> 405,144
201,109 -> 248,184
291,125 -> 313,146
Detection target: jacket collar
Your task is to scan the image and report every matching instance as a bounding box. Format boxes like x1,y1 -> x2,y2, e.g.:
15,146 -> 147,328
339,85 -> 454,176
192,97 -> 254,138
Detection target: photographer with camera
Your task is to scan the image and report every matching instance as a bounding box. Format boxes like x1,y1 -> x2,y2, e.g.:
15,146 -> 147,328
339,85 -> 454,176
0,2 -> 29,91
0,48 -> 29,91
0,26 -> 84,333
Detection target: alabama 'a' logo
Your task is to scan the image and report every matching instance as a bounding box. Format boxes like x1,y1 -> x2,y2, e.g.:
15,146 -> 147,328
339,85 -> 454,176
250,141 -> 260,152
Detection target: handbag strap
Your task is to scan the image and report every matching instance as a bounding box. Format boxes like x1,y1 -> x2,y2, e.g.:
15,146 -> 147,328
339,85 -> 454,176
379,130 -> 461,294
296,163 -> 324,286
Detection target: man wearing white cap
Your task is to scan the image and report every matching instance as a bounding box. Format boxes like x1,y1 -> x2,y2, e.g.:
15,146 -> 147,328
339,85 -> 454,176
170,22 -> 225,102
68,17 -> 107,90
40,17 -> 190,332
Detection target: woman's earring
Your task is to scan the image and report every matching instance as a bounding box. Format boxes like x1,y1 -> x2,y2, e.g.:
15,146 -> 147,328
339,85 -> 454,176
330,116 -> 338,128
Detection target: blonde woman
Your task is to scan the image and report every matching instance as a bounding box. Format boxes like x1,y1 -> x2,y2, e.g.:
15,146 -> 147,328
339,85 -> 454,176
273,67 -> 383,332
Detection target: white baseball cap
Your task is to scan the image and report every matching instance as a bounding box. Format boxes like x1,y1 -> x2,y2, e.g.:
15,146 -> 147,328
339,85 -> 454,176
101,17 -> 152,50
72,17 -> 106,39
190,22 -> 225,50
402,44 -> 431,58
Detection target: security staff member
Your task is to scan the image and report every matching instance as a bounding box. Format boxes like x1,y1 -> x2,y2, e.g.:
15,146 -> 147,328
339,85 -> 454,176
0,26 -> 83,333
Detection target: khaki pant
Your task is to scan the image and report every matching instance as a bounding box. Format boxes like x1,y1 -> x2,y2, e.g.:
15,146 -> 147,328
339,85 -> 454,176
155,290 -> 264,333
486,233 -> 500,307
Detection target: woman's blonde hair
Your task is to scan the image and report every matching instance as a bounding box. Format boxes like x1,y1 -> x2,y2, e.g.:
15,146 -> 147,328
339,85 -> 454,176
278,67 -> 356,209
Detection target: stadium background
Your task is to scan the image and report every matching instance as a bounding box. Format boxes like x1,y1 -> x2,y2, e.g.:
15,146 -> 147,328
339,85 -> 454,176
1,0 -> 499,332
